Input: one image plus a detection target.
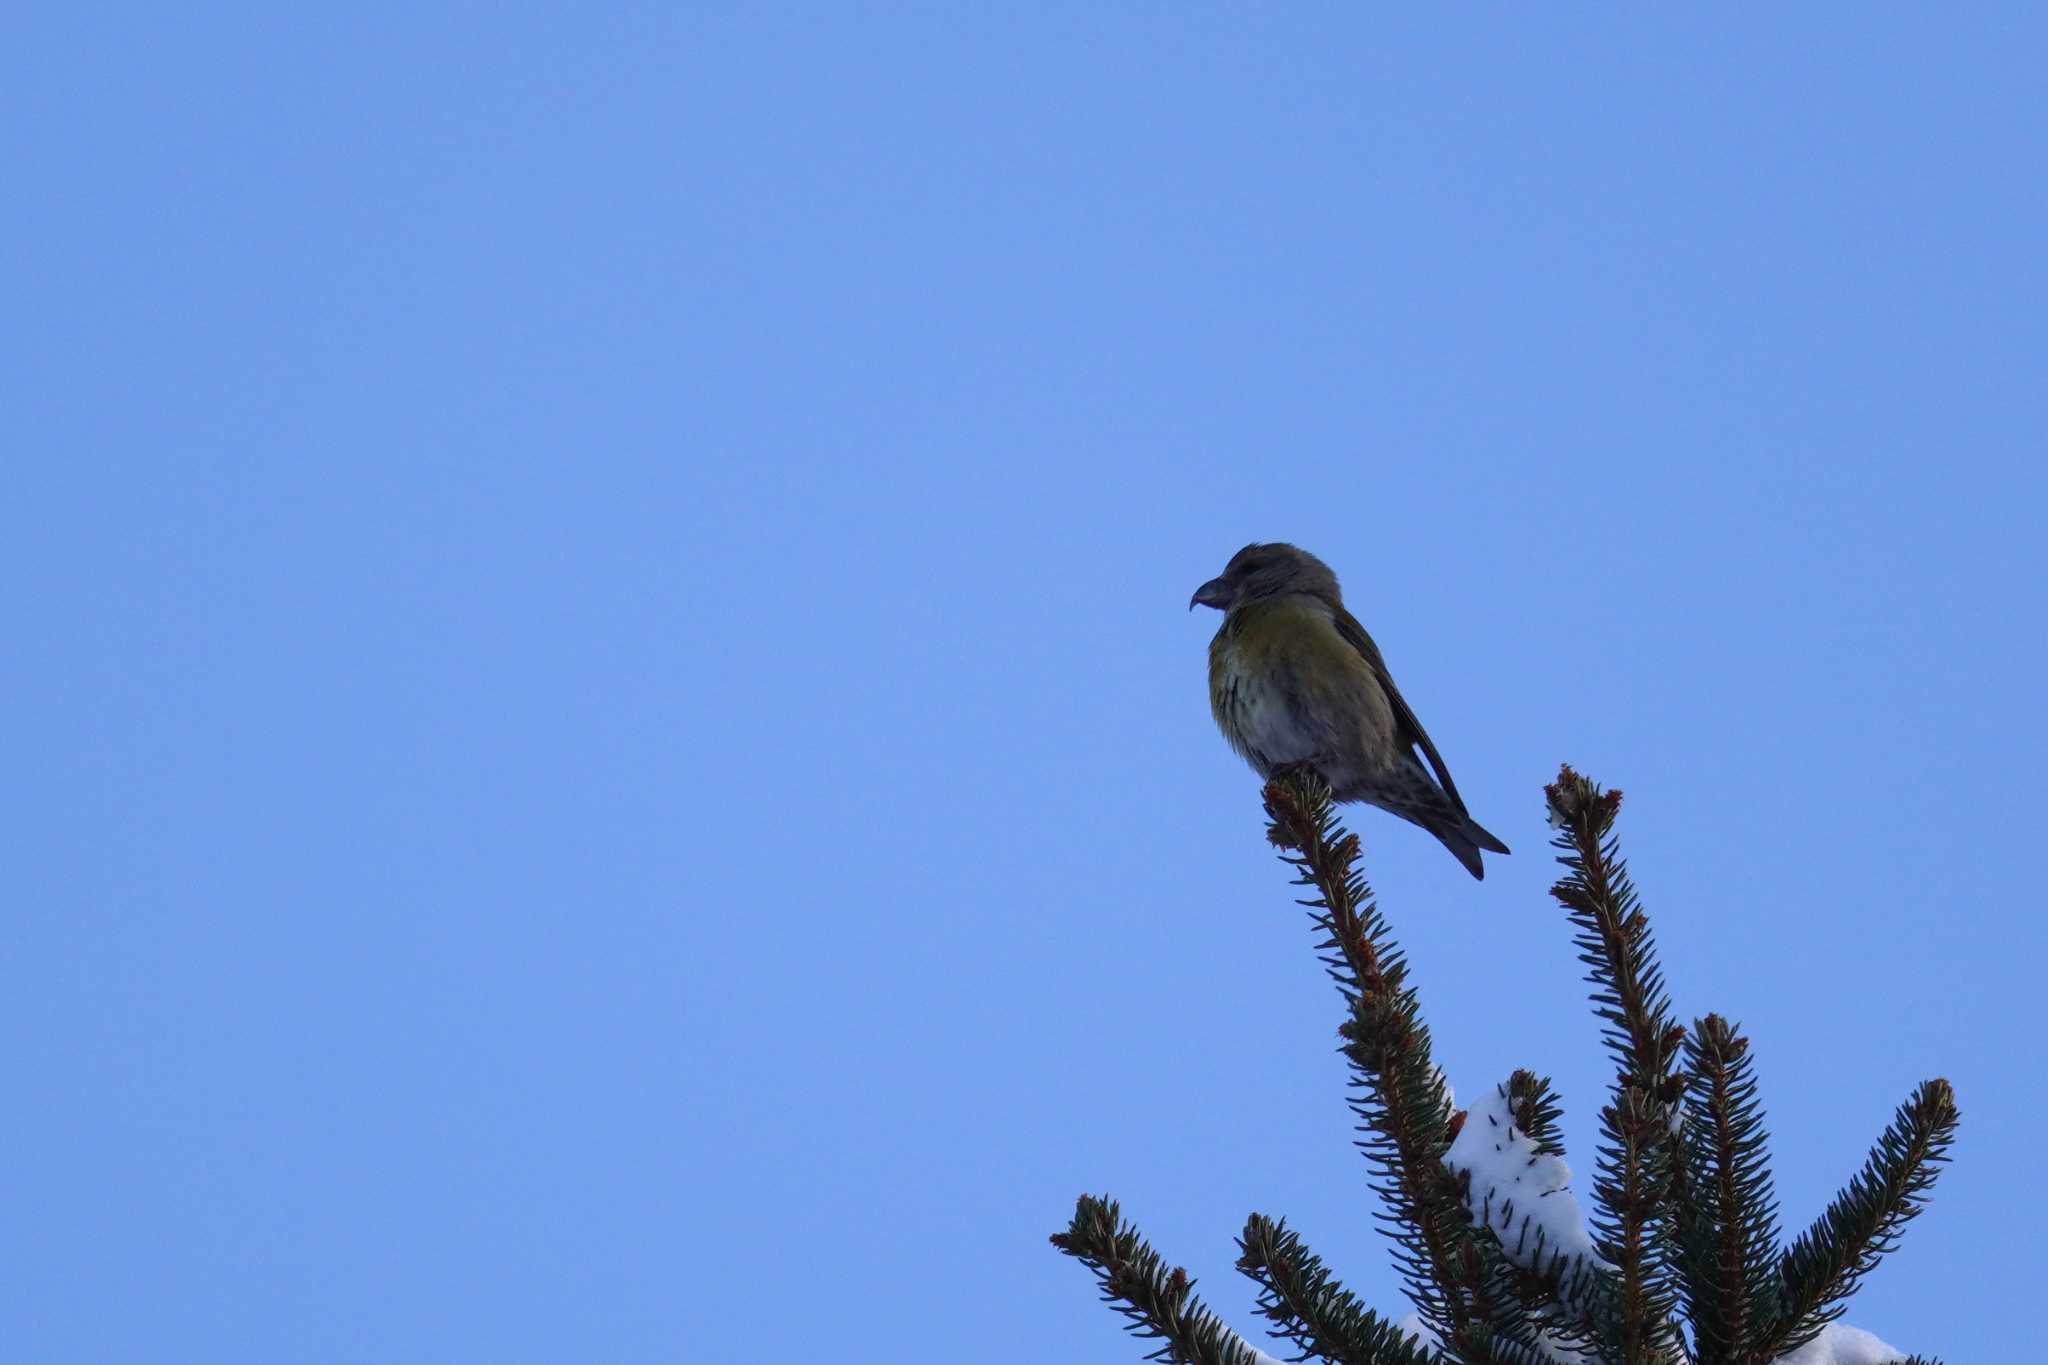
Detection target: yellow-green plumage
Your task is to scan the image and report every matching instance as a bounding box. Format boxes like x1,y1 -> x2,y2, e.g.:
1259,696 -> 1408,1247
1191,543 -> 1509,879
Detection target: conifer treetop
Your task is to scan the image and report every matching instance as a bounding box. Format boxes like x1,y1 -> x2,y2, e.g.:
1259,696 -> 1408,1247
1053,766 -> 1955,1365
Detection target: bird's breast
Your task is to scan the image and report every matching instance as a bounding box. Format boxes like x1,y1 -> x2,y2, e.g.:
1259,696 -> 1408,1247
1208,601 -> 1395,779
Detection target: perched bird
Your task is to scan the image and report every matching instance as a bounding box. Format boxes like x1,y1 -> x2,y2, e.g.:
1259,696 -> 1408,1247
1190,543 -> 1510,878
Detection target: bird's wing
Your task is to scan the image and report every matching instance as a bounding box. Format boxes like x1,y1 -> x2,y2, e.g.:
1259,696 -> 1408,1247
1330,606 -> 1471,814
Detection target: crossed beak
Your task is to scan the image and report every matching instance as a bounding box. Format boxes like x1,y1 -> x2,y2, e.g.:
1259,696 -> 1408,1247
1189,576 -> 1233,611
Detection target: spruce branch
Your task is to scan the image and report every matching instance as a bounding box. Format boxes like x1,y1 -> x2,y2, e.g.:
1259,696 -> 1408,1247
1051,1195 -> 1268,1365
1504,1070 -> 1567,1159
1543,769 -> 1686,1119
1760,1080 -> 1959,1361
1235,1213 -> 1439,1365
1544,766 -> 1687,1364
1678,1016 -> 1782,1365
1263,772 -> 1495,1356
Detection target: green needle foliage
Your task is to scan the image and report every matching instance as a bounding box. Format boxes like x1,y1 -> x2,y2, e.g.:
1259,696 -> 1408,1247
1765,1079 -> 1958,1361
1237,1213 -> 1439,1365
1680,1015 -> 1782,1363
1051,765 -> 1957,1365
1051,1195 -> 1268,1365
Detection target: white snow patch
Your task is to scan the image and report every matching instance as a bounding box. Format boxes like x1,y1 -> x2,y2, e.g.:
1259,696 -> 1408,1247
1393,1310 -> 1437,1351
1771,1324 -> 1907,1364
1430,1064 -> 1455,1114
1445,1079 -> 1604,1271
1397,1313 -> 1905,1364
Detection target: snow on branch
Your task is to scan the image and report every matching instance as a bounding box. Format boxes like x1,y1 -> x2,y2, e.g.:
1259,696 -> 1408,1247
1447,1077 -> 1606,1276
1054,767 -> 1951,1365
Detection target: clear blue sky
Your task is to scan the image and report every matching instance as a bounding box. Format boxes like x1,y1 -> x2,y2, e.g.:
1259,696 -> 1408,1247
5,7 -> 2041,1362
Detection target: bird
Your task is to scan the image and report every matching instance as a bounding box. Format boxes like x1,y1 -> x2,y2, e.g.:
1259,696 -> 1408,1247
1190,542 -> 1510,878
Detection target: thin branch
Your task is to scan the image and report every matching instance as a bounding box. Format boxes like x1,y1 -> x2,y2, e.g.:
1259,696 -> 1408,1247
1265,773 -> 1498,1357
1544,766 -> 1687,1365
1052,1195 -> 1268,1365
1237,1213 -> 1439,1365
1759,1080 -> 1959,1362
1679,1015 -> 1781,1365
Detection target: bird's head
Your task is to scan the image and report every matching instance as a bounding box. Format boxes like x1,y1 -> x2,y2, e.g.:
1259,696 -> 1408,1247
1189,542 -> 1341,612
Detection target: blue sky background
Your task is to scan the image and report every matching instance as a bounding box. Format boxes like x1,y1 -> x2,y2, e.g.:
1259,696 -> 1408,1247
5,7 -> 2042,1362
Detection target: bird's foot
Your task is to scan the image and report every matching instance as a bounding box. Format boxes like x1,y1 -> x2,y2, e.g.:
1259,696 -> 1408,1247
1265,761 -> 1334,798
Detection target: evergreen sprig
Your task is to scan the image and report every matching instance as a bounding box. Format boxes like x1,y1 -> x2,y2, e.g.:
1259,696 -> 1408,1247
1260,779 -> 1465,1321
1236,1213 -> 1438,1365
1680,1014 -> 1782,1365
1544,766 -> 1688,1363
1266,774 -> 1582,1365
1051,1195 -> 1267,1365
1504,1070 -> 1567,1159
1261,772 -> 1494,1356
1763,1078 -> 1959,1360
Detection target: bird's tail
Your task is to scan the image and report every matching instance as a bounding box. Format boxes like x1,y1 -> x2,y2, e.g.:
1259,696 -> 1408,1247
1466,819 -> 1510,856
1351,758 -> 1514,880
1426,813 -> 1510,881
